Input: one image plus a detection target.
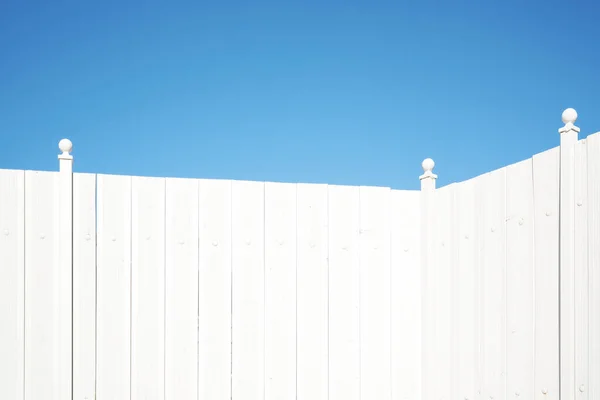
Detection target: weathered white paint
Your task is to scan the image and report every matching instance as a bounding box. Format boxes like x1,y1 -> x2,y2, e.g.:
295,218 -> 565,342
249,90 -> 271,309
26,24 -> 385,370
1,109 -> 600,400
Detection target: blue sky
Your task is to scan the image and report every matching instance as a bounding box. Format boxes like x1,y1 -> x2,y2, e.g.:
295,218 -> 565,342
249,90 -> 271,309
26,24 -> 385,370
1,0 -> 598,189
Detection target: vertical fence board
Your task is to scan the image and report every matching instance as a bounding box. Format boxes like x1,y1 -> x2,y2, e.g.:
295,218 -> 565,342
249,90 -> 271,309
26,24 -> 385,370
328,185 -> 360,400
0,169 -> 24,400
433,184 -> 455,400
358,186 -> 391,400
454,178 -> 479,400
131,177 -> 166,400
296,183 -> 329,400
390,190 -> 421,400
505,159 -> 535,398
24,171 -> 59,400
587,133 -> 600,399
165,178 -> 199,399
198,179 -> 232,399
73,173 -> 97,400
96,174 -> 131,400
532,147 -> 560,399
478,168 -> 507,400
231,180 -> 265,400
265,182 -> 297,400
575,139 -> 589,400
560,125 -> 578,400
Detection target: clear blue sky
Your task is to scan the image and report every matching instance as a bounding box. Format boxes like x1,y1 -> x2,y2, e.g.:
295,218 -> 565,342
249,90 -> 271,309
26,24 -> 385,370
1,0 -> 598,189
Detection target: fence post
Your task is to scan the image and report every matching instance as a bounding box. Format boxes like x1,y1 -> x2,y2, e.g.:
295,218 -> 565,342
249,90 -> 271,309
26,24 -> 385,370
420,157 -> 437,400
559,108 -> 579,400
57,138 -> 73,400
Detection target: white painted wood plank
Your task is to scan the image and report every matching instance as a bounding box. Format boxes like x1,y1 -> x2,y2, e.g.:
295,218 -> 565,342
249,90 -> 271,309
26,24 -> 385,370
165,178 -> 199,400
96,174 -> 132,400
328,184 -> 360,400
231,180 -> 265,400
477,168 -> 507,400
432,183 -> 455,400
0,169 -> 24,400
131,176 -> 166,400
532,146 -> 560,400
574,139 -> 589,400
358,185 -> 391,400
587,132 -> 600,400
198,179 -> 232,400
24,170 -> 60,400
72,173 -> 97,400
296,183 -> 329,400
454,178 -> 479,400
390,189 -> 421,400
265,182 -> 297,400
420,176 -> 436,400
505,159 -> 535,398
560,127 -> 578,400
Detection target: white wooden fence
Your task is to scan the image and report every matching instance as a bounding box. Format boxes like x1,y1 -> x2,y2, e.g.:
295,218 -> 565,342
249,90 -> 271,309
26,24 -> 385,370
0,108 -> 598,400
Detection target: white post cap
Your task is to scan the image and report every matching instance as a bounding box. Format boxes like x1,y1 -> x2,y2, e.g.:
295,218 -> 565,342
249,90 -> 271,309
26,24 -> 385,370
419,158 -> 437,180
58,138 -> 73,160
559,108 -> 580,134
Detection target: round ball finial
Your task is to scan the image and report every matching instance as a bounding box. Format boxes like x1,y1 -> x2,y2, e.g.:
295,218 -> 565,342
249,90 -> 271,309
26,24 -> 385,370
562,108 -> 578,124
422,158 -> 435,173
58,138 -> 73,154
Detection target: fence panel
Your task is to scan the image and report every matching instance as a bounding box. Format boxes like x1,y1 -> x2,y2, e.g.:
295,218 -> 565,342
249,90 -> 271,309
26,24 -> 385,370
72,172 -> 97,400
24,171 -> 61,400
479,167 -> 507,400
588,132 -> 600,399
198,178 -> 232,399
231,180 -> 265,400
296,183 -> 329,400
390,189 -> 421,400
328,185 -> 360,400
532,146 -> 560,399
454,178 -> 479,400
0,169 -> 24,400
165,178 -> 199,399
96,174 -> 132,400
265,182 -> 297,400
505,159 -> 535,398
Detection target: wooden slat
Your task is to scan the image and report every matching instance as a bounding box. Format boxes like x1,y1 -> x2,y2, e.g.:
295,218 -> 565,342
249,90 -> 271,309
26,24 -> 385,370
505,159 -> 535,398
587,132 -> 600,399
358,186 -> 391,400
433,183 -> 455,400
24,170 -> 60,400
454,178 -> 479,400
265,182 -> 297,400
575,139 -> 589,400
390,189 -> 421,400
131,176 -> 166,400
231,180 -> 265,400
165,178 -> 199,399
0,169 -> 24,400
328,185 -> 360,400
96,174 -> 132,400
296,183 -> 329,400
478,168 -> 507,400
532,146 -> 560,400
72,173 -> 97,400
560,128 -> 578,400
198,179 -> 232,399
